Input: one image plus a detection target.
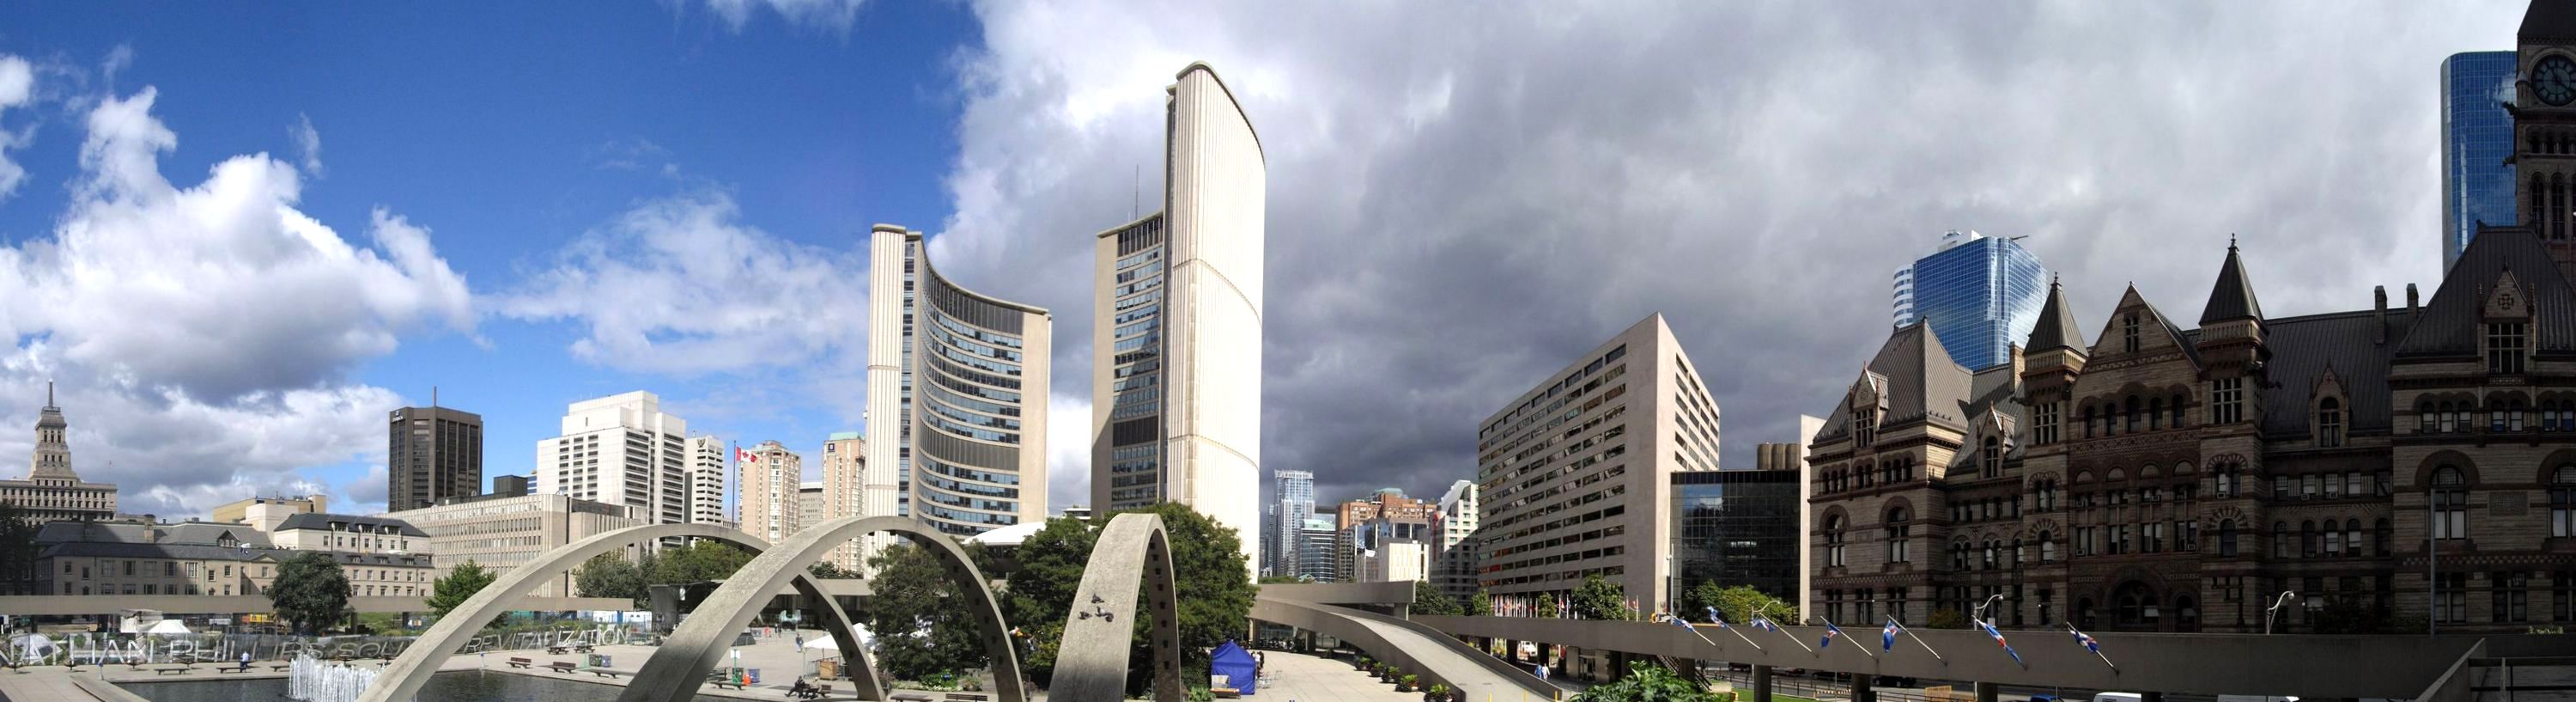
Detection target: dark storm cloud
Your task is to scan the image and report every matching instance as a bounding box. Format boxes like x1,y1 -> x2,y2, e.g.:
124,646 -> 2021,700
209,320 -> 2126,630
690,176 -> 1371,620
927,1 -> 2524,509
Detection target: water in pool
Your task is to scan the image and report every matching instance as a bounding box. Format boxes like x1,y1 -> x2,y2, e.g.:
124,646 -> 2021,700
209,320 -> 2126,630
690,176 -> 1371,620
120,668 -> 743,702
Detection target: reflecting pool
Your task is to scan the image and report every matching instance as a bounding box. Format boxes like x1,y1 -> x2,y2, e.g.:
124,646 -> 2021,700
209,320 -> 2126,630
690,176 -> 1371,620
121,668 -> 741,702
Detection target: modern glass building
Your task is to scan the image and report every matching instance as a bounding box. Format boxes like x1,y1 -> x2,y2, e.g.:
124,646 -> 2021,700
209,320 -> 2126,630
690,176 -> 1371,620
1890,231 -> 2047,371
1269,469 -> 1315,577
1668,468 -> 1806,611
864,225 -> 1053,540
2444,51 -> 2518,272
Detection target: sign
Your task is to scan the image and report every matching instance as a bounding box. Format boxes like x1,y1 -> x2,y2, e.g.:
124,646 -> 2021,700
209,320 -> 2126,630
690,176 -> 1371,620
208,619 -> 231,626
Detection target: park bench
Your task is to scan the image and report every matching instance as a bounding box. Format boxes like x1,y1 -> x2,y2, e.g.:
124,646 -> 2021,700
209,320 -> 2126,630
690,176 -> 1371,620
506,657 -> 533,669
708,676 -> 747,691
151,664 -> 192,675
890,692 -> 936,702
545,645 -> 570,655
790,682 -> 832,699
586,668 -> 623,678
545,662 -> 578,674
946,693 -> 992,702
268,662 -> 293,672
218,666 -> 249,674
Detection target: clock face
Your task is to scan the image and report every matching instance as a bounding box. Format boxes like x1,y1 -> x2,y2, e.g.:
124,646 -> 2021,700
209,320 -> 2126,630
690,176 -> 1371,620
2538,55 -> 2576,107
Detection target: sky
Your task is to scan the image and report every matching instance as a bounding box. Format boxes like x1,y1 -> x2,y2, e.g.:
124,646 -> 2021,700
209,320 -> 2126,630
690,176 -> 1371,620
0,1 -> 2535,521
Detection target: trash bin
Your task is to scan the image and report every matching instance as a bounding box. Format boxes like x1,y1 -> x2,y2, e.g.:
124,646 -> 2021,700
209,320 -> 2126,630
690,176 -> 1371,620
818,659 -> 841,681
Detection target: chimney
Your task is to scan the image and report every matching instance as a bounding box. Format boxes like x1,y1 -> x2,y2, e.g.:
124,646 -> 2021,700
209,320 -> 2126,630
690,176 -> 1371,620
2374,285 -> 2389,344
2407,284 -> 2421,314
2007,343 -> 2026,391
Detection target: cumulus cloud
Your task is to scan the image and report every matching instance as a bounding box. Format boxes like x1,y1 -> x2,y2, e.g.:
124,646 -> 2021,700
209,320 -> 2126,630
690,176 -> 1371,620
1043,392 -> 1091,513
926,0 -> 2525,505
0,54 -> 33,202
289,113 -> 322,178
496,189 -> 868,375
0,82 -> 474,516
695,0 -> 867,34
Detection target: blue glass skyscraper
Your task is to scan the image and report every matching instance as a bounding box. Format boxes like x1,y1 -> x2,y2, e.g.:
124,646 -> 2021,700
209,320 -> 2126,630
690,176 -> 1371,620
2445,52 -> 2518,272
1890,231 -> 2048,371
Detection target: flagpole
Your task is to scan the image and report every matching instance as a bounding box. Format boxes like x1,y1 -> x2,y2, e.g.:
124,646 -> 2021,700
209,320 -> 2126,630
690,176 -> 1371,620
1819,617 -> 1874,657
1667,614 -> 1725,651
1896,618 -> 1944,664
1758,605 -> 1814,655
1708,607 -> 1766,652
2068,623 -> 2117,672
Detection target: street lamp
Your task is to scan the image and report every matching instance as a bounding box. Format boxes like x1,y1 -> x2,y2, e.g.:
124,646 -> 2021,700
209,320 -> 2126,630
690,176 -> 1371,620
1970,594 -> 2006,625
2263,591 -> 2298,635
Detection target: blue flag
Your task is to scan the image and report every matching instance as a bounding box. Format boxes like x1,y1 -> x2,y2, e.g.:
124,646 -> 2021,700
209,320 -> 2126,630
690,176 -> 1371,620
1881,619 -> 1899,651
1752,614 -> 1777,632
1978,619 -> 2025,667
1820,620 -> 1844,649
1704,607 -> 1728,629
2069,624 -> 2100,653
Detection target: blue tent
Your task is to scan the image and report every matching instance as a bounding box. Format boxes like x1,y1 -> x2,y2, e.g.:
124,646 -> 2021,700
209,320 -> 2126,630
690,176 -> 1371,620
1210,639 -> 1258,694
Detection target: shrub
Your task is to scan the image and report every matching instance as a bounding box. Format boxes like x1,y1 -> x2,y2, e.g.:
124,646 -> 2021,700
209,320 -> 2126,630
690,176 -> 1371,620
1400,674 -> 1420,692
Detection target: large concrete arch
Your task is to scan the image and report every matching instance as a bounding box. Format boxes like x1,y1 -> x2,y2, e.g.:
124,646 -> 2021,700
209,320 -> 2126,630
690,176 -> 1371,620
616,516 -> 1024,702
358,523 -> 882,702
1048,512 -> 1183,702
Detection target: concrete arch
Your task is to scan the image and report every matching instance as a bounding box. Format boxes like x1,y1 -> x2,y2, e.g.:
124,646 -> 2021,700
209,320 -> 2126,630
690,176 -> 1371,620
358,523 -> 880,702
1049,512 -> 1182,702
616,516 -> 1024,702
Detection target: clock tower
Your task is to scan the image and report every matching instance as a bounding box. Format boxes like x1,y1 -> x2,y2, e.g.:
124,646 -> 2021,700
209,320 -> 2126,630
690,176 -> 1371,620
2512,0 -> 2576,276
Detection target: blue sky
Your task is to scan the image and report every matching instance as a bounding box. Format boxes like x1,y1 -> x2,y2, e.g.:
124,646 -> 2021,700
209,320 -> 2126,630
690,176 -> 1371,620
0,1 -> 2537,522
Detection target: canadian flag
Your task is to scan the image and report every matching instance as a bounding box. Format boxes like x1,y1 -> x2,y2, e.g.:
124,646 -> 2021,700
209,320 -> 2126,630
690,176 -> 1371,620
738,447 -> 756,464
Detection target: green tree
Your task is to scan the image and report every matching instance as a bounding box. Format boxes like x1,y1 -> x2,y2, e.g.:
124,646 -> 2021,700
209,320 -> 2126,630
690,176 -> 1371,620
647,540 -> 756,585
269,552 -> 350,635
1924,607 -> 1969,630
427,560 -> 495,617
1536,596 -> 1559,619
1004,516 -> 1097,685
1685,583 -> 1794,626
1258,575 -> 1304,584
0,503 -> 39,595
574,552 -> 647,607
866,543 -> 989,681
1470,589 -> 1492,617
1412,580 -> 1461,616
1571,574 -> 1631,620
1001,503 -> 1254,693
1571,661 -> 1719,702
809,561 -> 860,579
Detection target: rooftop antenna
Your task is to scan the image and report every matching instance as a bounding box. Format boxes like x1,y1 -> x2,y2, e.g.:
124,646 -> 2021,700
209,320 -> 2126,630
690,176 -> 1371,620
432,385 -> 438,409
1132,164 -> 1141,219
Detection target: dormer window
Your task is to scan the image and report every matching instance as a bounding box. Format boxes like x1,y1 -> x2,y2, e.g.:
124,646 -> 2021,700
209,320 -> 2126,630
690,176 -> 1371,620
2489,321 -> 2529,375
2317,398 -> 2343,448
1854,408 -> 1878,446
1982,436 -> 2002,479
2123,313 -> 2141,353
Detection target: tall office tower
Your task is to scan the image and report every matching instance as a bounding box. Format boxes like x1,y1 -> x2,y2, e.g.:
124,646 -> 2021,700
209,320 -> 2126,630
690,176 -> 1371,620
865,225 -> 1052,538
1090,64 -> 1267,577
818,432 -> 879,572
684,436 -> 728,528
1295,514 -> 1338,581
2447,51 -> 2521,271
387,400 -> 483,512
535,391 -> 691,530
1334,489 -> 1437,583
1434,479 -> 1480,601
1475,313 -> 1722,612
799,482 -> 826,533
1269,469 -> 1315,578
2,383 -> 116,522
1888,230 -> 2049,371
736,440 -> 802,544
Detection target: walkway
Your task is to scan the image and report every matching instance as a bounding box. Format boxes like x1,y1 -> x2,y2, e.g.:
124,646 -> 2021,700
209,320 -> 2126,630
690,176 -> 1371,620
1257,650 -> 1431,702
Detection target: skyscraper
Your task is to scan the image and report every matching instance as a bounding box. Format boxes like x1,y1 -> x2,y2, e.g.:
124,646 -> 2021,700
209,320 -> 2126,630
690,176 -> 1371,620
1,383 -> 115,522
388,401 -> 483,512
737,440 -> 802,544
535,391 -> 691,529
819,431 -> 880,572
864,225 -> 1052,539
1090,63 -> 1266,577
1269,469 -> 1315,578
684,436 -> 728,528
1434,479 -> 1480,601
2445,51 -> 2519,272
1889,230 -> 2048,371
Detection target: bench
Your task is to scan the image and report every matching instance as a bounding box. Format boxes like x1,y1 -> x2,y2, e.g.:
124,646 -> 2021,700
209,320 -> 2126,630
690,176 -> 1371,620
152,664 -> 192,675
545,662 -> 578,674
506,657 -> 533,669
945,693 -> 991,702
218,666 -> 250,674
268,663 -> 293,672
545,646 -> 569,656
791,683 -> 833,700
1212,687 -> 1240,699
890,693 -> 936,702
709,678 -> 746,691
586,668 -> 623,678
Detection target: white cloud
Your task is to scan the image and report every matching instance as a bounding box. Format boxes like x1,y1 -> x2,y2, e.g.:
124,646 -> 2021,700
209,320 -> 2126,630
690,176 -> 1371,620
496,189 -> 868,375
289,113 -> 322,178
0,54 -> 34,202
696,0 -> 867,34
1043,392 -> 1091,513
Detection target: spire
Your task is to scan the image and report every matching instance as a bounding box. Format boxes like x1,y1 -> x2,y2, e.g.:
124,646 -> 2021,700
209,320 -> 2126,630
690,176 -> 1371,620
2028,275 -> 2087,353
2199,237 -> 2264,325
44,381 -> 53,410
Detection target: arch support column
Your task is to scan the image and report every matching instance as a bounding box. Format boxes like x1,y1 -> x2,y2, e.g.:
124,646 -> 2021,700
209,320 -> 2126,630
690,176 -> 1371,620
1050,513 -> 1183,702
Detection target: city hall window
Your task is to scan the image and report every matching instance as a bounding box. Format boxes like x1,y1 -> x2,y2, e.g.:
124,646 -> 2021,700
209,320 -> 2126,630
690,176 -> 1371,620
2317,398 -> 2343,447
1982,436 -> 2002,479
2433,467 -> 2470,540
2211,378 -> 2244,424
2553,466 -> 2576,538
2123,313 -> 2141,352
1824,516 -> 1846,567
2490,322 -> 2529,375
1885,508 -> 1912,563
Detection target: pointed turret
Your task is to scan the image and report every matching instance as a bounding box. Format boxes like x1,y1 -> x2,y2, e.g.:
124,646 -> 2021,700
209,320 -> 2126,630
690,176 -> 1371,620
2200,236 -> 2265,326
2028,275 -> 2087,353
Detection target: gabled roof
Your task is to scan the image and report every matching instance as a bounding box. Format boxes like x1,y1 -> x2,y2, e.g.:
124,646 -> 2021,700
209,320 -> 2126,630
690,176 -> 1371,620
2526,0 -> 2576,41
2187,309 -> 2412,436
2027,277 -> 2087,353
2200,241 -> 2265,325
2093,286 -> 2205,368
276,513 -> 429,538
38,541 -> 280,563
1814,321 -> 1978,443
2395,228 -> 2576,356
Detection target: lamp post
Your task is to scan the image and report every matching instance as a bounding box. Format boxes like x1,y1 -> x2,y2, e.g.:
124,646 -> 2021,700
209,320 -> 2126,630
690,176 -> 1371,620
2263,591 -> 2298,635
1971,594 -> 2006,625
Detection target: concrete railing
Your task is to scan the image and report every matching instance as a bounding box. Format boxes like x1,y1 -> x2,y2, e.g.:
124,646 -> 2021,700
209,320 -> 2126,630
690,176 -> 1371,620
1251,596 -> 1554,700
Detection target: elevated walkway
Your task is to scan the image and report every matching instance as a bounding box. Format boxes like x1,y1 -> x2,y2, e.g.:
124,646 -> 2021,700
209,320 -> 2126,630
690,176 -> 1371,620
1252,586 -> 1556,701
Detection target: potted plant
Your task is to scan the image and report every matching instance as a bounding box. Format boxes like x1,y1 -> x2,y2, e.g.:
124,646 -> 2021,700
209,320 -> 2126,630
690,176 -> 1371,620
1355,656 -> 1373,672
1381,664 -> 1399,682
1399,674 -> 1419,693
1426,682 -> 1452,702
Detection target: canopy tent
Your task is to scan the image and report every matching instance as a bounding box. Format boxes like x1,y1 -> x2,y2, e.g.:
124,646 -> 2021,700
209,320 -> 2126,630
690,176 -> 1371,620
1209,639 -> 1257,694
143,620 -> 191,635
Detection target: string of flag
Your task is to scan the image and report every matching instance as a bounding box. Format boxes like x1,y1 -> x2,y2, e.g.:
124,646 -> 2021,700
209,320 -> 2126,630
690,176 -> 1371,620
1705,607 -> 1764,652
1972,618 -> 2026,669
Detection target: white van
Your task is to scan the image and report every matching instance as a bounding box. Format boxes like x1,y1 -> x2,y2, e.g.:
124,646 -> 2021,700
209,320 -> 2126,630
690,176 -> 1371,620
2093,693 -> 2144,702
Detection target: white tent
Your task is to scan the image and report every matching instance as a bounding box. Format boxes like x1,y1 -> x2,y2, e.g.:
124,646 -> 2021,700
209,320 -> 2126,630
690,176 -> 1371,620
9,634 -> 55,662
143,620 -> 191,635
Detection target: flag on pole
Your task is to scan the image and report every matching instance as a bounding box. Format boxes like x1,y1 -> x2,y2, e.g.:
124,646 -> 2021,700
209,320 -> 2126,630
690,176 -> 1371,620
1704,607 -> 1729,629
2069,625 -> 2099,653
1751,614 -> 1777,632
1820,620 -> 1844,649
1881,620 -> 1899,651
1976,619 -> 2026,668
1666,613 -> 1693,630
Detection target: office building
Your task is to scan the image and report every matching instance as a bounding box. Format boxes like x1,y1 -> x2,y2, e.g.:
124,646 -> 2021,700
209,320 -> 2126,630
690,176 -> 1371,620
1268,470 -> 1315,578
1296,514 -> 1338,582
535,391 -> 691,528
386,402 -> 483,512
2445,51 -> 2520,272
1090,64 -> 1267,577
1358,540 -> 1431,583
492,474 -> 532,498
1670,468 -> 1807,614
1335,489 -> 1437,583
386,492 -> 641,598
685,436 -> 728,528
210,494 -> 325,533
799,482 -> 826,534
1435,479 -> 1481,600
1475,313 -> 1723,611
2,383 -> 116,522
264,514 -> 428,555
1889,230 -> 2049,371
865,225 -> 1053,538
737,440 -> 802,544
818,432 -> 879,571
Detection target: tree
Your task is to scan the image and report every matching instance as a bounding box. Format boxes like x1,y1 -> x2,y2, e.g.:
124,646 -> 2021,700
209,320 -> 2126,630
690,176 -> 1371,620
1685,583 -> 1794,626
1924,607 -> 1970,630
1412,580 -> 1461,616
809,561 -> 860,579
574,552 -> 647,607
1536,596 -> 1559,619
270,552 -> 350,635
1572,661 -> 1718,702
866,543 -> 989,681
647,540 -> 755,586
1258,575 -> 1304,584
1001,503 -> 1255,693
1571,574 -> 1631,620
0,503 -> 38,595
427,560 -> 495,617
1004,516 -> 1097,685
1470,589 -> 1492,617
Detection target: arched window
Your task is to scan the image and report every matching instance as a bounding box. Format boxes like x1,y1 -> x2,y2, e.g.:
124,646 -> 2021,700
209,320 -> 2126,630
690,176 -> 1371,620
2219,519 -> 2239,556
2170,394 -> 2187,427
2433,466 -> 2470,540
1983,436 -> 2002,479
1953,541 -> 1970,571
2150,398 -> 2165,430
2083,405 -> 2099,438
2301,520 -> 2318,557
1983,540 -> 1999,570
2273,521 -> 2290,558
2553,466 -> 2576,538
2345,519 -> 2362,557
2439,402 -> 2458,433
2011,537 -> 2025,569
2324,522 -> 2342,555
2318,398 -> 2343,448
1825,516 -> 1847,567
1886,508 -> 1912,563
2126,395 -> 2142,433
2422,401 -> 2439,434
2038,532 -> 2057,563
2114,582 -> 2154,626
